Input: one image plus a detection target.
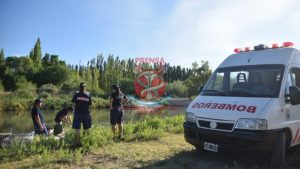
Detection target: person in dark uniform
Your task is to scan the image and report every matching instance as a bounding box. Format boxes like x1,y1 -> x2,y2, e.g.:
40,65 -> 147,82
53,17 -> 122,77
53,106 -> 73,136
110,84 -> 128,139
31,98 -> 48,135
72,83 -> 92,146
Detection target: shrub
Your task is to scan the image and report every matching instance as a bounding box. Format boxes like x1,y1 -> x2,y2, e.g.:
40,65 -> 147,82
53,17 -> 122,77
0,80 -> 4,92
137,127 -> 164,140
0,93 -> 31,111
90,88 -> 105,97
166,80 -> 188,97
14,77 -> 36,92
91,97 -> 109,108
37,84 -> 58,95
4,102 -> 24,111
34,65 -> 71,86
14,89 -> 36,99
42,97 -> 70,110
144,116 -> 167,129
165,115 -> 184,133
61,80 -> 80,94
0,115 -> 185,163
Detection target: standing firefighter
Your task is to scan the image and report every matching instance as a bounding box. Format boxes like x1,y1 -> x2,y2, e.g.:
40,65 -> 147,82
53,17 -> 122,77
110,84 -> 128,139
72,83 -> 92,147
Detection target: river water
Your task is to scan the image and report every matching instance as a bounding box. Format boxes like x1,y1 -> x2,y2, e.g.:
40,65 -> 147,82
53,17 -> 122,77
0,106 -> 186,133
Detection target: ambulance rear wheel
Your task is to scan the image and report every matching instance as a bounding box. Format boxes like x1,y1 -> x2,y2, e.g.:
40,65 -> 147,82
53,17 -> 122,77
270,132 -> 286,168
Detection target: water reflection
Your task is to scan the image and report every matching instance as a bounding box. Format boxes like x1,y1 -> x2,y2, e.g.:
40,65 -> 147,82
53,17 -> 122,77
0,106 -> 185,133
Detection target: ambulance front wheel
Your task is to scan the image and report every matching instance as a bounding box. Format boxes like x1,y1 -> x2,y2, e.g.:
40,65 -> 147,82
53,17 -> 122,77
195,145 -> 202,153
269,132 -> 286,168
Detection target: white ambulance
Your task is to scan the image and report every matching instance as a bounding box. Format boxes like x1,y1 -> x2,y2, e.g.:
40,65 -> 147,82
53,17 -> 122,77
184,42 -> 300,167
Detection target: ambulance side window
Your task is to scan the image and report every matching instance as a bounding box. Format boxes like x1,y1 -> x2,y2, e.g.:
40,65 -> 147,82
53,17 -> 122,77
285,68 -> 300,94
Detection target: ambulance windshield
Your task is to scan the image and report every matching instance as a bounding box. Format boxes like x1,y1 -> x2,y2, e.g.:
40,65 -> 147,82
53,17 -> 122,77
202,64 -> 285,97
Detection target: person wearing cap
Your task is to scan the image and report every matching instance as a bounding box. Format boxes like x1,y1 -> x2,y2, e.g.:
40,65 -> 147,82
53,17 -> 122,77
31,98 -> 48,135
110,84 -> 128,139
71,83 -> 92,146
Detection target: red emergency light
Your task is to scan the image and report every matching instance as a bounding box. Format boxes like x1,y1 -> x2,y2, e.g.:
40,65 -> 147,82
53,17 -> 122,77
283,42 -> 294,48
234,42 -> 295,53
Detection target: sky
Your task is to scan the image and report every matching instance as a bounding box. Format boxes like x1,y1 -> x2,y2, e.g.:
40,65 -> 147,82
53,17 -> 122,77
1,0 -> 300,69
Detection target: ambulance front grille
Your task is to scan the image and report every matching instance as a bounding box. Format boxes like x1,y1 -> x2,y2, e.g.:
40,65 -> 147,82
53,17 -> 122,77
197,118 -> 235,132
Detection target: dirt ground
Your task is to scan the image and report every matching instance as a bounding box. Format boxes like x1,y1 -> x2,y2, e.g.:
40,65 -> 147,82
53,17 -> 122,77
1,134 -> 300,169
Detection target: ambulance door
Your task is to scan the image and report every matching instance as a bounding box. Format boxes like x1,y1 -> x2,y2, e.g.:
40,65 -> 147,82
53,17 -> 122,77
285,67 -> 300,145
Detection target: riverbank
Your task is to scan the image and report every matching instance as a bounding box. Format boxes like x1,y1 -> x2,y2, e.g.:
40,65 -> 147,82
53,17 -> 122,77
0,91 -> 191,113
1,114 -> 300,169
0,92 -> 110,112
0,115 -> 184,163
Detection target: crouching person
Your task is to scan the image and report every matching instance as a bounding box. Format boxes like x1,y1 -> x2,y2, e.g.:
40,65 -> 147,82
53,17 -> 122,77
31,98 -> 48,136
53,106 -> 74,136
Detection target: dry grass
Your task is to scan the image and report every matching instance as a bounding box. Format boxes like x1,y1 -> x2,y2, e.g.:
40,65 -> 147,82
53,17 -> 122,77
1,134 -> 300,169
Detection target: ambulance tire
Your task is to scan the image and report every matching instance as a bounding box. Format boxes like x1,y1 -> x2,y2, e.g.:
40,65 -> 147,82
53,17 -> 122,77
269,132 -> 286,168
195,145 -> 202,153
195,145 -> 206,156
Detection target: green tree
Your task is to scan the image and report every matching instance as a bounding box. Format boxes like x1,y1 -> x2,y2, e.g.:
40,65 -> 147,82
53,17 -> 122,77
0,80 -> 4,91
0,48 -> 6,78
0,48 -> 4,66
14,75 -> 36,91
184,61 -> 212,97
119,78 -> 134,95
30,38 -> 42,68
166,80 -> 187,97
50,55 -> 59,65
34,65 -> 71,86
42,53 -> 50,67
2,72 -> 15,91
6,56 -> 34,75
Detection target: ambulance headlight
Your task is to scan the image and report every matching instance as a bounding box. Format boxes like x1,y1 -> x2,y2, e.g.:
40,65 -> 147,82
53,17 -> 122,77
235,119 -> 267,130
185,112 -> 196,123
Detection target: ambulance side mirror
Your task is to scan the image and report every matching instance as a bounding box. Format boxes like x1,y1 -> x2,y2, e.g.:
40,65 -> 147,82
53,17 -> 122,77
288,86 -> 300,105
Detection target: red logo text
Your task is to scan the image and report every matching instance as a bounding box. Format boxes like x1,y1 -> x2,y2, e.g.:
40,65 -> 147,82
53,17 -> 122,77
191,102 -> 257,113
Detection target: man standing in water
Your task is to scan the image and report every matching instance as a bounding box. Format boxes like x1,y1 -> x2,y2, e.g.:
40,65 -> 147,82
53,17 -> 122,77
72,83 -> 92,147
31,98 -> 48,135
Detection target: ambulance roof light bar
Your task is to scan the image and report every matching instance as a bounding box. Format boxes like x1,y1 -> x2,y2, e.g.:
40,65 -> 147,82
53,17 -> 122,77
234,42 -> 294,53
283,42 -> 294,48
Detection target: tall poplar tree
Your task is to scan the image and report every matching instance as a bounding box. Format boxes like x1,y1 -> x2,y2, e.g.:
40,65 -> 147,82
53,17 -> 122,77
0,48 -> 5,78
30,38 -> 42,68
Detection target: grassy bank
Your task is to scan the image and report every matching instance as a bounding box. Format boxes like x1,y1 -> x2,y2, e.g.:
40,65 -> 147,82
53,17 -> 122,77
1,115 -> 300,169
0,115 -> 184,163
2,133 -> 300,169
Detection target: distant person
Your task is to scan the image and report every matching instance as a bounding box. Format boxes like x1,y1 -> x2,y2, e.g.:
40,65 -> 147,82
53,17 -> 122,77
110,84 -> 128,140
53,106 -> 74,136
72,83 -> 92,147
31,98 -> 48,135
